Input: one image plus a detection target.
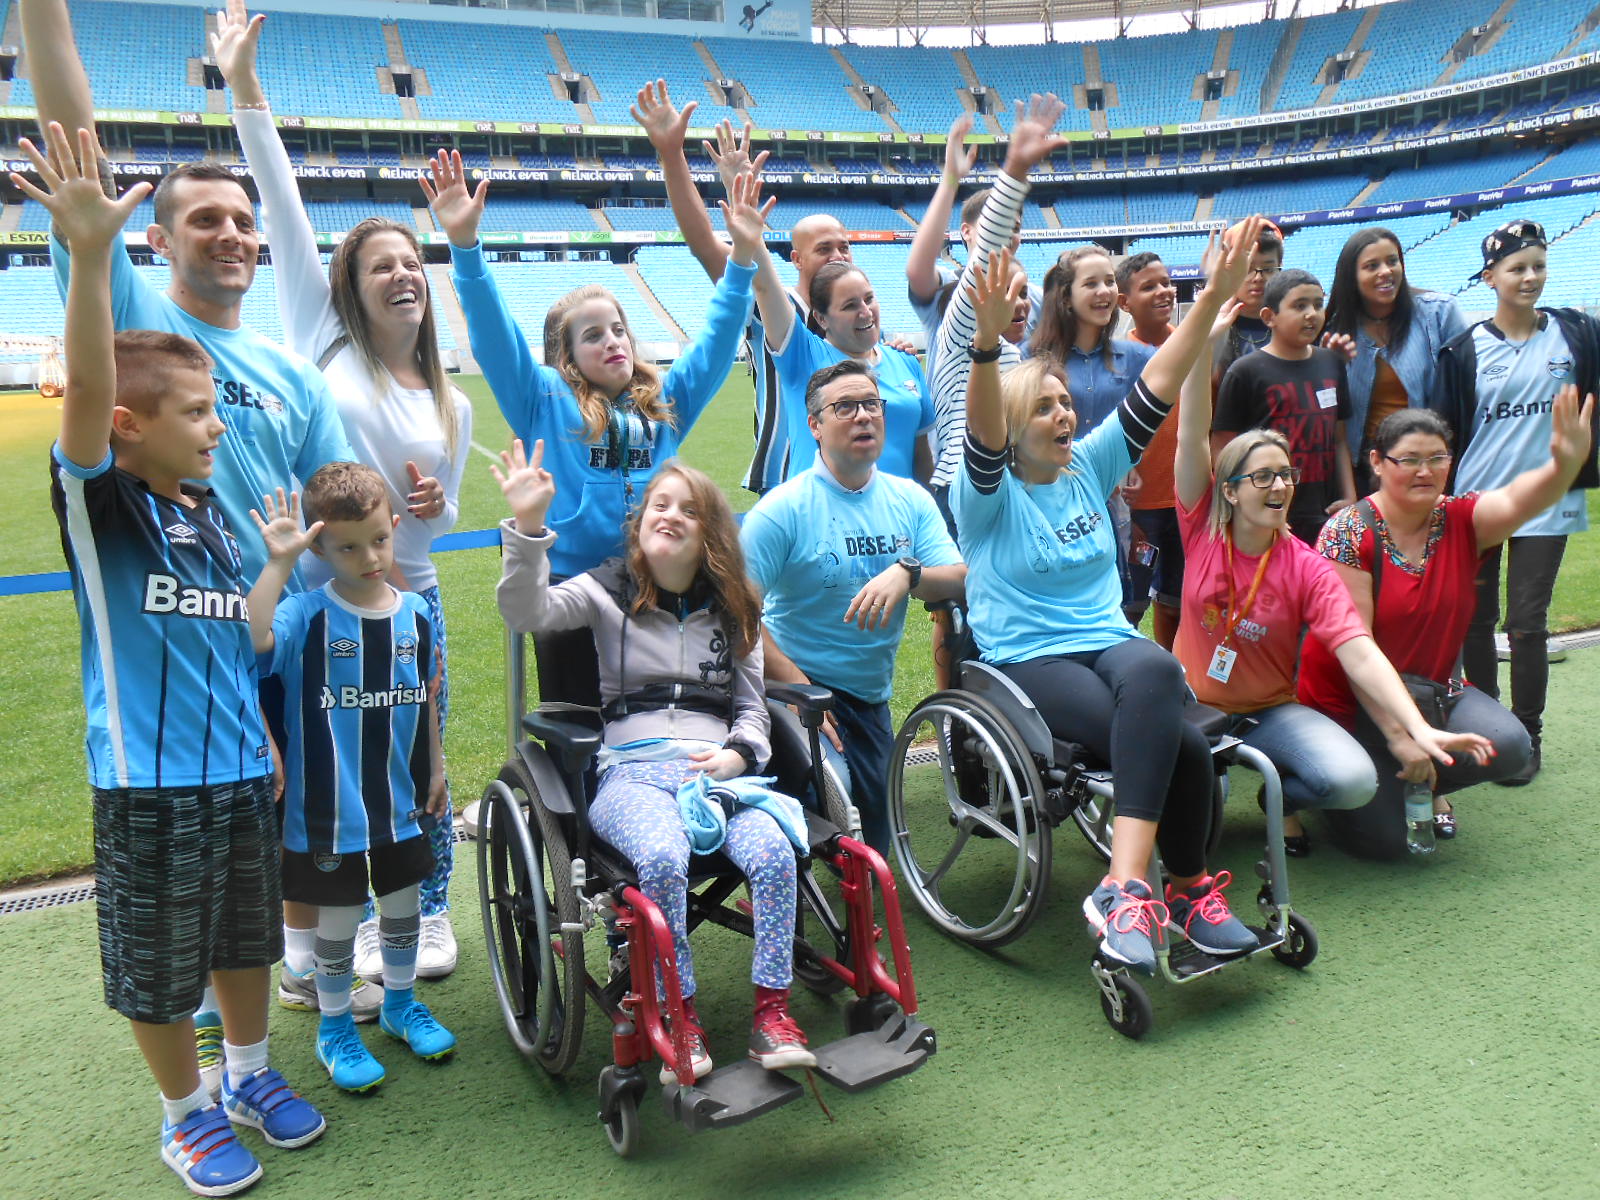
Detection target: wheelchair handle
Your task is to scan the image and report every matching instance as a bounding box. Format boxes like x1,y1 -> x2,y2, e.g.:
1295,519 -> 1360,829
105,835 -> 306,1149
765,682 -> 834,731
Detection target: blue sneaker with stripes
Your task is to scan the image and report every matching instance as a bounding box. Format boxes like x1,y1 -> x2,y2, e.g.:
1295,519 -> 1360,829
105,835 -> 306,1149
161,1104 -> 262,1197
222,1068 -> 326,1148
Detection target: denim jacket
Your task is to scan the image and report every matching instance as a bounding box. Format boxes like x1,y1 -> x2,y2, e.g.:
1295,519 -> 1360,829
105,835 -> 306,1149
1343,290 -> 1467,458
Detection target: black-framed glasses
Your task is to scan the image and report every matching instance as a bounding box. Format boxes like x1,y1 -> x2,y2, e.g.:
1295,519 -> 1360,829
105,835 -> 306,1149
822,396 -> 884,420
1382,452 -> 1453,471
1227,466 -> 1301,488
1246,265 -> 1281,280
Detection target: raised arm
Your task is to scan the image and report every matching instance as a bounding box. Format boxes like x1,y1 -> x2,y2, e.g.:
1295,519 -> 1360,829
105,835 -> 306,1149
1472,384 -> 1595,549
633,81 -> 746,283
1174,239 -> 1241,509
216,0 -> 339,358
247,490 -> 323,653
19,0 -> 103,185
964,248 -> 1023,454
15,124 -> 150,467
907,114 -> 976,305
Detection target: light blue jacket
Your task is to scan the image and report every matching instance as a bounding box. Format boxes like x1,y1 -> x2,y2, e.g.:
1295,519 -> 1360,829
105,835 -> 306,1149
1342,290 -> 1468,458
676,773 -> 809,856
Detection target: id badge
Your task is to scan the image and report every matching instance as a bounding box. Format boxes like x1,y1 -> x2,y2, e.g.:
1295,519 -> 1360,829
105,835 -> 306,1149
1207,645 -> 1237,683
1316,386 -> 1338,410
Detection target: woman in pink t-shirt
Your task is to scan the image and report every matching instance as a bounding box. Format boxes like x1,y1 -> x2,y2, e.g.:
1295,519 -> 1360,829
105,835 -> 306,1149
1173,316 -> 1492,859
1298,396 -> 1592,856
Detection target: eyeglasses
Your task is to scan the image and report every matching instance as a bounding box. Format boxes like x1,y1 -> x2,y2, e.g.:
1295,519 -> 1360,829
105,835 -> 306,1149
1227,466 -> 1301,488
1382,452 -> 1453,471
1246,266 -> 1281,280
821,396 -> 884,420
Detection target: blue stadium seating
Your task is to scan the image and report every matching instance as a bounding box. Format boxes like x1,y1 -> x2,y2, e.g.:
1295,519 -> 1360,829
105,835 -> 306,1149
557,28 -> 738,129
1273,10 -> 1365,112
700,38 -> 869,131
1365,145 -> 1547,204
1453,0 -> 1593,84
398,19 -> 569,123
837,45 -> 966,133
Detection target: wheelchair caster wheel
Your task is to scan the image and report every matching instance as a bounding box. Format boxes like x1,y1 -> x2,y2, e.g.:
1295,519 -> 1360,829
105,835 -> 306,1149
598,1066 -> 643,1157
1093,963 -> 1152,1040
1271,912 -> 1318,970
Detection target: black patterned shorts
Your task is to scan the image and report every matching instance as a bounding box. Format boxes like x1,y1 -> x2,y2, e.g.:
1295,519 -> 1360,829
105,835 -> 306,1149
93,775 -> 282,1023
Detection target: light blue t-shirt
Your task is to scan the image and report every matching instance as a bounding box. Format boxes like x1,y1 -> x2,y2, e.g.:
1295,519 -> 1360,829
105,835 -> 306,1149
1456,319 -> 1588,537
772,326 -> 934,481
51,236 -> 355,589
952,415 -> 1140,664
742,463 -> 961,703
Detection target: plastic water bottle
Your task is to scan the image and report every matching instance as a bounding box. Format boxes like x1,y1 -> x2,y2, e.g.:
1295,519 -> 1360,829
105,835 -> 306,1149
1404,781 -> 1436,856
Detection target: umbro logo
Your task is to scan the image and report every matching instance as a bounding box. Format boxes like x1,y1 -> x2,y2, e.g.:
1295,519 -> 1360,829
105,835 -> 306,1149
1483,365 -> 1511,378
165,522 -> 197,545
329,638 -> 358,658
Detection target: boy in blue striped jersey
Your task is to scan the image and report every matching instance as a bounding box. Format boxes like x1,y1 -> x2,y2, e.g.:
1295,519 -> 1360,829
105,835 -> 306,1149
248,462 -> 455,1094
26,120 -> 325,1197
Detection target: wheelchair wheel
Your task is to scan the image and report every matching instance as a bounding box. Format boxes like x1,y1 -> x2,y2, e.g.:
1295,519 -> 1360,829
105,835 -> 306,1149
1097,970 -> 1153,1040
477,762 -> 586,1075
1271,912 -> 1318,969
598,1066 -> 642,1157
1069,779 -> 1115,865
889,691 -> 1052,949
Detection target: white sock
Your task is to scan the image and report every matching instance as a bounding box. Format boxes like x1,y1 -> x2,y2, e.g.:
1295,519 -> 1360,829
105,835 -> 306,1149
195,986 -> 219,1021
284,925 -> 317,976
223,1036 -> 269,1091
161,1081 -> 212,1126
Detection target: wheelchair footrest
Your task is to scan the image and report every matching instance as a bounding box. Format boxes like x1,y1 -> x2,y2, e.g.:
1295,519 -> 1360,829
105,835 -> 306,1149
660,1059 -> 804,1133
1167,927 -> 1286,980
809,1012 -> 936,1095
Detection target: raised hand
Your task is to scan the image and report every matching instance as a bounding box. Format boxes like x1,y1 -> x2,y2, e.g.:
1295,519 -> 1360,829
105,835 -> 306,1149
250,488 -> 323,563
968,247 -> 1025,347
943,113 -> 977,183
631,79 -> 697,151
419,149 -> 488,249
1206,214 -> 1268,304
717,168 -> 775,267
210,0 -> 266,103
1321,330 -> 1358,363
1550,383 -> 1595,472
491,438 -> 555,533
405,460 -> 445,520
1211,297 -> 1245,344
703,117 -> 768,193
1002,93 -> 1070,179
9,123 -> 151,251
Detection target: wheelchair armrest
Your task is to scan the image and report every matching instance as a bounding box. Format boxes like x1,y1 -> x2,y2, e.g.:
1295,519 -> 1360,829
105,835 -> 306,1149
521,712 -> 602,773
765,683 -> 834,730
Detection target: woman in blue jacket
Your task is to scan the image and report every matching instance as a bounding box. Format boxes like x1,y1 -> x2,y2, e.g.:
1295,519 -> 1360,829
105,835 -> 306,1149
423,150 -> 762,701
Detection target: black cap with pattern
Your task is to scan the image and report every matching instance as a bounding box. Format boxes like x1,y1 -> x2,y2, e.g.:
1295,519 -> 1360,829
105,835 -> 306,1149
1474,218 -> 1547,281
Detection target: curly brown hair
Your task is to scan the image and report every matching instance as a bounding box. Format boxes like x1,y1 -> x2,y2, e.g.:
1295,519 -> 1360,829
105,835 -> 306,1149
624,461 -> 762,659
549,285 -> 672,443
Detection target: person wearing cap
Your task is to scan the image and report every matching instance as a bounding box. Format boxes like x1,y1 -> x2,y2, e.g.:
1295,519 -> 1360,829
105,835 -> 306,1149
1210,218 -> 1285,394
1429,218 -> 1600,785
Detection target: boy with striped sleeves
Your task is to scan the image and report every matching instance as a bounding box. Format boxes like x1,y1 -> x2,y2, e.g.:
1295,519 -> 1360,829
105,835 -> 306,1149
29,120 -> 325,1196
248,462 -> 455,1094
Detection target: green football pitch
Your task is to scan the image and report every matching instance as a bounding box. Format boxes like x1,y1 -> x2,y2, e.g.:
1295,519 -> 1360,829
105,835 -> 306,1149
3,375 -> 1599,1198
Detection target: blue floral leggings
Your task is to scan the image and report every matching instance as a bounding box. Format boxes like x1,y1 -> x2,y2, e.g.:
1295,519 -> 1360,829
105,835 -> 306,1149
589,759 -> 797,996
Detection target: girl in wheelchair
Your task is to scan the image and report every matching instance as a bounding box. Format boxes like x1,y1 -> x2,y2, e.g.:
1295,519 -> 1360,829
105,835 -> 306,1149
954,229 -> 1266,975
493,442 -> 815,1080
1170,311 -> 1495,858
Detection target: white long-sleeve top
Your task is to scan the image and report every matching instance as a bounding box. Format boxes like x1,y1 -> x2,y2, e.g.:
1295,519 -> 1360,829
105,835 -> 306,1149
234,105 -> 471,592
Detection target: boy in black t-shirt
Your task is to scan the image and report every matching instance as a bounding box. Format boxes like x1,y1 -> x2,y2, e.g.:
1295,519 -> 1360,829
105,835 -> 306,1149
1213,268 -> 1357,545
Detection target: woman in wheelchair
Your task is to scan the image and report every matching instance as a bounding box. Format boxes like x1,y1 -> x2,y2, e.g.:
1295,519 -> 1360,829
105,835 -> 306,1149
1170,319 -> 1494,859
493,441 -> 816,1079
954,229 -> 1268,974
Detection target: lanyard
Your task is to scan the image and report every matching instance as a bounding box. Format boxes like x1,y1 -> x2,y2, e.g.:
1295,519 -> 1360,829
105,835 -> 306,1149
1220,528 -> 1276,649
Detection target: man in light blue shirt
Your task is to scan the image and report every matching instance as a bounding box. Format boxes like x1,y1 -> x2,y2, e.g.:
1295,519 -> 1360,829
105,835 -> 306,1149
741,360 -> 966,852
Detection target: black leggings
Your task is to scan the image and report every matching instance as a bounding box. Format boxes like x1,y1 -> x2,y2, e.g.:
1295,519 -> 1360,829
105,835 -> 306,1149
1000,638 -> 1214,878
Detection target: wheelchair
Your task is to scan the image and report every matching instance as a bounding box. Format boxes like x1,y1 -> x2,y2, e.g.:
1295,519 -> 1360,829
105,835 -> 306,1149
477,629 -> 935,1156
887,607 -> 1317,1038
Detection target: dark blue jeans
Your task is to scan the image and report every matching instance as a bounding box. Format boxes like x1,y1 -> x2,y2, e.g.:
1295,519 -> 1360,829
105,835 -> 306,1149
816,686 -> 895,856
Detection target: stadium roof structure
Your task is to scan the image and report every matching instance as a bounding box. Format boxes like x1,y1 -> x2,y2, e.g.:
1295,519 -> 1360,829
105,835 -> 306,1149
814,0 -> 1309,39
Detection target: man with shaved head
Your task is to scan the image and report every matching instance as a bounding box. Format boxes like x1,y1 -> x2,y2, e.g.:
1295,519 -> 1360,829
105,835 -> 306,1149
636,81 -> 854,493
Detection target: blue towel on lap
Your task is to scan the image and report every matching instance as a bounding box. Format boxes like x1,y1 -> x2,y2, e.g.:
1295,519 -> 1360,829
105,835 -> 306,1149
675,774 -> 809,856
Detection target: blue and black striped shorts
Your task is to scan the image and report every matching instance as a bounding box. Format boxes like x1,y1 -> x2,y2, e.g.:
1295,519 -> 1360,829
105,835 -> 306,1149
92,775 -> 282,1023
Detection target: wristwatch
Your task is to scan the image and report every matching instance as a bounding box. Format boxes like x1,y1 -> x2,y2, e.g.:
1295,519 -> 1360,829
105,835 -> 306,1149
896,555 -> 923,590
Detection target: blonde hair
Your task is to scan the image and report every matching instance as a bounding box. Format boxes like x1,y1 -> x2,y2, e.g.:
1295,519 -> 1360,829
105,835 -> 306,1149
998,356 -> 1073,467
328,218 -> 460,459
1209,430 -> 1292,539
548,284 -> 671,443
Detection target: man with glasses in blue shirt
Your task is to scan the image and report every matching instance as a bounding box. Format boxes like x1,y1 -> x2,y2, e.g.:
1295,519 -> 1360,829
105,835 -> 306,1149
741,361 -> 966,853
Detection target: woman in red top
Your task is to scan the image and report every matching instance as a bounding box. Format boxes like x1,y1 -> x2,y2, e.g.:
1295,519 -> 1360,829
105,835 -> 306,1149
1297,393 -> 1592,857
1173,310 -> 1487,860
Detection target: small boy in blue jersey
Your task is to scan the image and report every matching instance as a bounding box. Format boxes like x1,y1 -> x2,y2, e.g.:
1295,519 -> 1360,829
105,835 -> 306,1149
24,121 -> 325,1197
248,462 -> 455,1093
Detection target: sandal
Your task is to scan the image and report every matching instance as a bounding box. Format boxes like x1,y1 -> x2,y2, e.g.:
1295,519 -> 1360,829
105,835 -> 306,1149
1433,804 -> 1457,840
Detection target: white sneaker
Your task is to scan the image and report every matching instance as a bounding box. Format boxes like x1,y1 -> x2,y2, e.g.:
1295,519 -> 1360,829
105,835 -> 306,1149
416,914 -> 459,979
461,798 -> 482,840
353,919 -> 383,983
